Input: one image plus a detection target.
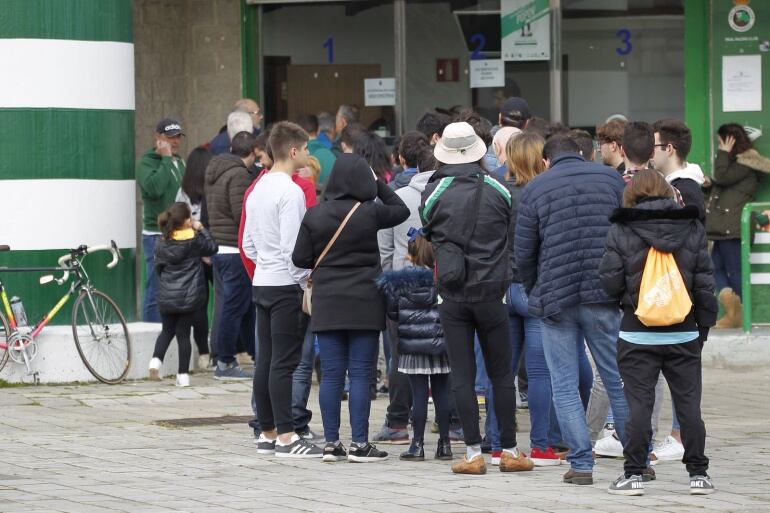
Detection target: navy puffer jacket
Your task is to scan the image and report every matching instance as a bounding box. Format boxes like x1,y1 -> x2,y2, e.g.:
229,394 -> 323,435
377,267 -> 445,356
515,153 -> 625,318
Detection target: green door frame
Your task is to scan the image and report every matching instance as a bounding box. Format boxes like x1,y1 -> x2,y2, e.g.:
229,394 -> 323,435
241,0 -> 260,101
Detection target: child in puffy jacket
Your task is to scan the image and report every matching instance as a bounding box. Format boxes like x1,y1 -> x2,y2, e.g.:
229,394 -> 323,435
377,229 -> 452,462
148,202 -> 218,386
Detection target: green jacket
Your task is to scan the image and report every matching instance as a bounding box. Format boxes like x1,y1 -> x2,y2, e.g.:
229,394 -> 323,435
137,148 -> 185,232
705,149 -> 769,239
308,138 -> 336,186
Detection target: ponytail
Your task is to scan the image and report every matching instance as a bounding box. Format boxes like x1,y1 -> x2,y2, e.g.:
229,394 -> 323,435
158,202 -> 192,240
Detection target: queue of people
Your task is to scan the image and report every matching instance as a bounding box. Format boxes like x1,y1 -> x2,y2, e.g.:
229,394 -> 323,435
135,94 -> 770,496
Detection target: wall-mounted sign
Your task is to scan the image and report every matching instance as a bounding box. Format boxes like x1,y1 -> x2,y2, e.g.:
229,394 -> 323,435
364,78 -> 396,107
501,0 -> 550,61
723,55 -> 762,112
470,59 -> 505,88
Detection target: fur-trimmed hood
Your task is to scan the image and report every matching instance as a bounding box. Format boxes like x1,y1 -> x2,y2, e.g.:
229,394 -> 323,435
376,267 -> 436,302
737,148 -> 770,174
609,198 -> 699,253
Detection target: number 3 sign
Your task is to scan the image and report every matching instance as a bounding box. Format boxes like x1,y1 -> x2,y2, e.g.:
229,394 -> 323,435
616,29 -> 632,56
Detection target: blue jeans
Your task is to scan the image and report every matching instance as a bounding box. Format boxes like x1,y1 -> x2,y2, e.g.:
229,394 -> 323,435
711,239 -> 742,298
485,283 -> 549,450
474,337 -> 487,395
548,342 -> 593,447
142,234 -> 161,322
541,303 -> 628,472
211,253 -> 255,364
292,323 -> 315,432
318,330 -> 379,443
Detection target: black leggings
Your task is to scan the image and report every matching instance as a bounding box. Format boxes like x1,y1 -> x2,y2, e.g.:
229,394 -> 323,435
192,304 -> 209,356
153,311 -> 195,374
408,373 -> 451,441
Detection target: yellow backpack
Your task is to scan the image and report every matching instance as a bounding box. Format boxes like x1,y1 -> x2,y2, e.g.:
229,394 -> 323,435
635,247 -> 693,327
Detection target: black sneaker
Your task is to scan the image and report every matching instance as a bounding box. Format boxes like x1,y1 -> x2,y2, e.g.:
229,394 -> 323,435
323,441 -> 347,463
371,423 -> 409,445
255,434 -> 276,455
642,466 -> 656,482
348,442 -> 388,463
608,474 -> 644,496
275,437 -> 323,459
690,475 -> 715,495
296,427 -> 320,441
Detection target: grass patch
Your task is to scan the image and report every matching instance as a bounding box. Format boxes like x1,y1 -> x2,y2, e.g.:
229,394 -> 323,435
0,379 -> 29,388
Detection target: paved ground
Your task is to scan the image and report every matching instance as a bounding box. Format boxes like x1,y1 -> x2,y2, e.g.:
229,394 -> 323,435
0,366 -> 768,513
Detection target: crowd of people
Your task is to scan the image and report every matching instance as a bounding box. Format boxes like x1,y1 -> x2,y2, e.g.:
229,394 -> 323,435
136,94 -> 770,495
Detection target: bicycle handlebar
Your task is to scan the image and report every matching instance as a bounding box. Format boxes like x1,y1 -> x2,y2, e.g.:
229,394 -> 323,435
49,241 -> 121,285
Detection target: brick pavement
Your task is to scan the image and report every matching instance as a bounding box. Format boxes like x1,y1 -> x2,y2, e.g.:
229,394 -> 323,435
0,367 -> 768,513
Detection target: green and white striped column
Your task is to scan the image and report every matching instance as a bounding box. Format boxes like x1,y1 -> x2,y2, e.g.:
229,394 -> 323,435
0,0 -> 136,324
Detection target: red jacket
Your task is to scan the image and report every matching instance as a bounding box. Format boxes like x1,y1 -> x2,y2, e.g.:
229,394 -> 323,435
237,169 -> 317,280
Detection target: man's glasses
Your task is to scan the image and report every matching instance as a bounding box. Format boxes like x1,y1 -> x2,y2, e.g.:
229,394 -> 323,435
653,143 -> 674,149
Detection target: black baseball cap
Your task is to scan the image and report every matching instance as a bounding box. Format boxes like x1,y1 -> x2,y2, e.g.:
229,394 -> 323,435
500,97 -> 531,120
155,118 -> 184,137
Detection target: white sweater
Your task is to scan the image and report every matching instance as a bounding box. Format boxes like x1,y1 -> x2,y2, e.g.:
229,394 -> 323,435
242,172 -> 310,288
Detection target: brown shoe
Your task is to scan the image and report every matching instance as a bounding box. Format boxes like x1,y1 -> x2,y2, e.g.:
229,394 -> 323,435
499,450 -> 535,472
563,468 -> 593,485
715,288 -> 742,328
451,455 -> 487,475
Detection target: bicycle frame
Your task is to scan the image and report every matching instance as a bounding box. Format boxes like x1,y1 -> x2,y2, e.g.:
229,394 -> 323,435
0,264 -> 79,346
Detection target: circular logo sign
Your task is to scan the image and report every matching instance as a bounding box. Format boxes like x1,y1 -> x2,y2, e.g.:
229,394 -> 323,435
729,5 -> 756,32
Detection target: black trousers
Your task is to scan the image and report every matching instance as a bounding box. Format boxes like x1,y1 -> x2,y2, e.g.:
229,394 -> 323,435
153,311 -> 196,374
438,300 -> 517,448
253,285 -> 307,435
385,317 -> 413,428
408,373 -> 451,441
617,338 -> 709,477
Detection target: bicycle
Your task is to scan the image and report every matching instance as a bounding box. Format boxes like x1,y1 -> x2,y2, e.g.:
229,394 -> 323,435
0,241 -> 132,384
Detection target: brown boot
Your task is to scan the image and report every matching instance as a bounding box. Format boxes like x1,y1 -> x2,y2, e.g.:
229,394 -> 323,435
499,450 -> 535,472
451,454 -> 487,475
715,288 -> 742,328
563,468 -> 593,485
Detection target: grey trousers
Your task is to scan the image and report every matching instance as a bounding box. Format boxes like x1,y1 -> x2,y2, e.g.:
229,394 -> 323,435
587,368 -> 667,442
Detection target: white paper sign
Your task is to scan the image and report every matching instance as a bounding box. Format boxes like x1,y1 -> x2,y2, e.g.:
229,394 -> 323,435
501,0 -> 551,61
364,78 -> 396,107
470,60 -> 505,88
722,55 -> 762,112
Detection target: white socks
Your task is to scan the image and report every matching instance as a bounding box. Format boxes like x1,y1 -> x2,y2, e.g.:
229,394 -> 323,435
503,447 -> 519,457
276,434 -> 299,446
466,444 -> 482,460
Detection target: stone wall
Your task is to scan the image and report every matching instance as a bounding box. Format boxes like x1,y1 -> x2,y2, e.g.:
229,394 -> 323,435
133,0 -> 243,158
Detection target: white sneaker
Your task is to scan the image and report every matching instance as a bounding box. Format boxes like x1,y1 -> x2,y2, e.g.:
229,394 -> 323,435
651,435 -> 684,465
197,354 -> 211,372
594,432 -> 624,457
175,373 -> 190,387
148,357 -> 162,381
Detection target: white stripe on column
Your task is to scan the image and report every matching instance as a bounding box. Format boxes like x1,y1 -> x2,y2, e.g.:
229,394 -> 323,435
0,39 -> 135,110
1,179 -> 136,250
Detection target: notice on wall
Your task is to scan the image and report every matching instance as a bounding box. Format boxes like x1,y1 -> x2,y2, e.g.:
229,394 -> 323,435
723,55 -> 762,112
470,60 -> 505,88
364,78 -> 396,107
501,0 -> 550,61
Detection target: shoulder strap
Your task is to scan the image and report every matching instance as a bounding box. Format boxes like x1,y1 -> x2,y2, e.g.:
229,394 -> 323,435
311,202 -> 361,275
462,174 -> 486,251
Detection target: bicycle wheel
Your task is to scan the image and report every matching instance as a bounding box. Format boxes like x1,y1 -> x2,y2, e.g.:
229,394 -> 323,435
71,288 -> 131,384
0,310 -> 10,372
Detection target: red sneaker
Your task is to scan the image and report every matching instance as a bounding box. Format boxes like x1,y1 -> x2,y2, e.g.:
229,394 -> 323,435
490,450 -> 502,466
530,447 -> 563,466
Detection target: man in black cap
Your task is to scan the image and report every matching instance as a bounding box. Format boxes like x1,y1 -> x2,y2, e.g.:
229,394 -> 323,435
137,118 -> 186,322
499,97 -> 531,130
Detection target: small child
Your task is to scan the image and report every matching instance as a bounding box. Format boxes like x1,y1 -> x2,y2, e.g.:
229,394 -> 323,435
148,202 -> 218,386
377,229 -> 452,461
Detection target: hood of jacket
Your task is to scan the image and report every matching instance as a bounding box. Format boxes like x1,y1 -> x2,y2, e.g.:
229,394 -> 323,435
377,267 -> 437,308
155,238 -> 197,265
609,198 -> 699,253
324,153 -> 378,201
666,162 -> 705,185
407,170 -> 435,194
206,153 -> 247,185
429,162 -> 485,182
737,148 -> 770,173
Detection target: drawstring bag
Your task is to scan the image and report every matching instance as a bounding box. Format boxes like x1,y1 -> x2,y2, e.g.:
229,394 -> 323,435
635,247 -> 693,327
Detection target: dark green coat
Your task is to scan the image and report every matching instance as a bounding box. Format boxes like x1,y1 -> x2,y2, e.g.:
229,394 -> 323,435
705,149 -> 770,240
